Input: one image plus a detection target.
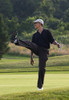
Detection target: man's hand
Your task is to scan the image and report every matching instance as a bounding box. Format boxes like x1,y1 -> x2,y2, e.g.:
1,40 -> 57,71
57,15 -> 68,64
57,43 -> 61,48
53,40 -> 61,48
30,51 -> 34,66
30,59 -> 34,66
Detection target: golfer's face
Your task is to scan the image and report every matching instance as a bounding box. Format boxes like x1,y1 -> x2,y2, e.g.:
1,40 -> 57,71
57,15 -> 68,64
34,22 -> 41,29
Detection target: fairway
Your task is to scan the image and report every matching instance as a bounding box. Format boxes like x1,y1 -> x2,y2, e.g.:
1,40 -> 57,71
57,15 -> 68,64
0,72 -> 69,96
0,55 -> 69,99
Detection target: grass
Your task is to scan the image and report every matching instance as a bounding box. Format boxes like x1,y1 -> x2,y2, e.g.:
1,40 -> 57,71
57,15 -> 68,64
0,55 -> 69,99
0,73 -> 69,100
0,55 -> 69,72
0,73 -> 69,96
0,88 -> 69,100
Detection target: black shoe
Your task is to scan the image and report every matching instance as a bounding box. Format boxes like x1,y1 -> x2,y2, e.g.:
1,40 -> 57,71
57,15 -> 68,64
11,31 -> 18,43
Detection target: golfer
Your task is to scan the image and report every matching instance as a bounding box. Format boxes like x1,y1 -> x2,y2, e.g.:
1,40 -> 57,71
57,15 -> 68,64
11,19 -> 60,90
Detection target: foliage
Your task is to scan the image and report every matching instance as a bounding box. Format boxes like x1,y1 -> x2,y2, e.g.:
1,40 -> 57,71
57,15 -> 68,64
0,14 -> 9,59
20,17 -> 36,33
7,16 -> 20,34
0,0 -> 12,17
0,0 -> 69,44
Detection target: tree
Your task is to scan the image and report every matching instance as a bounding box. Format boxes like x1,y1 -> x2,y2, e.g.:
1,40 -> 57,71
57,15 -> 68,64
0,14 -> 9,59
52,0 -> 69,19
20,17 -> 35,33
40,0 -> 55,17
63,8 -> 69,22
0,0 -> 13,17
47,18 -> 60,30
7,16 -> 20,34
11,0 -> 41,18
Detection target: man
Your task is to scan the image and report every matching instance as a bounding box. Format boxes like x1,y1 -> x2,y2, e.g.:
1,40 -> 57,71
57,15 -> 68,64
11,19 -> 60,90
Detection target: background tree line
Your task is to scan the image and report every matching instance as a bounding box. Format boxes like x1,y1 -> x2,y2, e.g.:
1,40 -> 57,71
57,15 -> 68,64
0,0 -> 69,58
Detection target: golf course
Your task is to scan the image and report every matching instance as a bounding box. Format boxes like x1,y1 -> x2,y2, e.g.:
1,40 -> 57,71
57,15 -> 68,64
0,55 -> 69,100
0,0 -> 69,99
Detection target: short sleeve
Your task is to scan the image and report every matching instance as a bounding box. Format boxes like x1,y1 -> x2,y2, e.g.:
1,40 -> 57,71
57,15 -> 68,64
48,30 -> 55,44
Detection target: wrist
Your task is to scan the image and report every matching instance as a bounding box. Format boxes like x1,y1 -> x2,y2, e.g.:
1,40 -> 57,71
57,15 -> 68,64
31,57 -> 33,60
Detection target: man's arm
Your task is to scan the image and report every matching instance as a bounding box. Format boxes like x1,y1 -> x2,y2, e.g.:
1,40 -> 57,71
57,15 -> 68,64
53,40 -> 60,48
30,51 -> 34,65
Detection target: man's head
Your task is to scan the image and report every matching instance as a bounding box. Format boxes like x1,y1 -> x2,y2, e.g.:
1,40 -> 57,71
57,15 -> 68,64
33,19 -> 44,29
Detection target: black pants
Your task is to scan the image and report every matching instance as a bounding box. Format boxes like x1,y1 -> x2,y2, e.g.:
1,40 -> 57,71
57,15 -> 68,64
16,39 -> 49,88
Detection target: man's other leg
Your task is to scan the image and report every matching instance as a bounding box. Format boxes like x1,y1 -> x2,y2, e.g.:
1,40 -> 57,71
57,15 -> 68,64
37,48 -> 48,88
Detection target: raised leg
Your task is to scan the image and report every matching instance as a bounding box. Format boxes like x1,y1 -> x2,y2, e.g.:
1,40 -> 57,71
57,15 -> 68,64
16,39 -> 39,55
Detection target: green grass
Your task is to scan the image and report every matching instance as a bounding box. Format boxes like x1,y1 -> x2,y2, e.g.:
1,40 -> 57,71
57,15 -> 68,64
0,89 -> 69,100
0,73 -> 69,96
0,55 -> 69,72
0,73 -> 69,100
0,55 -> 69,99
